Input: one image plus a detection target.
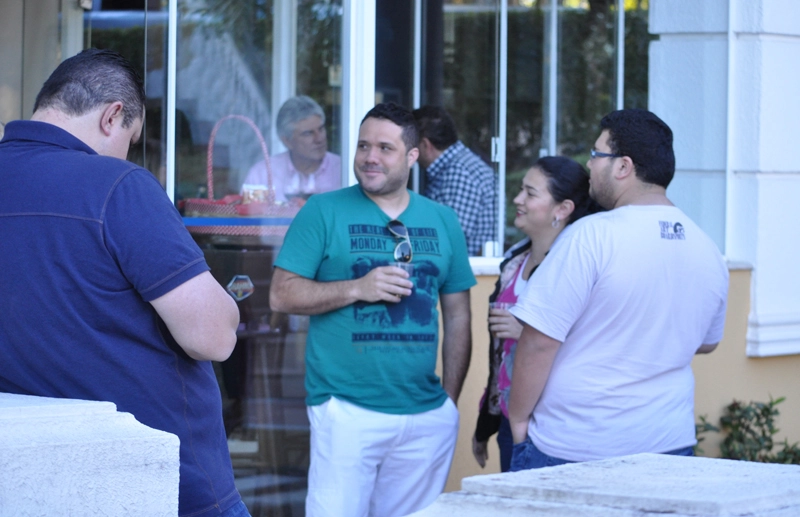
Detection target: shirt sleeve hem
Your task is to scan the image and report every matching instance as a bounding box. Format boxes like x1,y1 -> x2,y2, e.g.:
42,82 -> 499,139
139,258 -> 210,302
509,305 -> 568,342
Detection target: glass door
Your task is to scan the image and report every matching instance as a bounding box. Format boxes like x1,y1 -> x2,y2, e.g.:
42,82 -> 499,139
375,0 -> 506,256
166,1 -> 345,515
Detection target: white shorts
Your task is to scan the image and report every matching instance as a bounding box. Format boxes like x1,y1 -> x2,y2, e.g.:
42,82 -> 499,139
306,396 -> 459,517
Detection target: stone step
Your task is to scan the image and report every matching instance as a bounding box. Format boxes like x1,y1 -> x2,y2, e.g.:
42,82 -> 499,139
412,453 -> 800,517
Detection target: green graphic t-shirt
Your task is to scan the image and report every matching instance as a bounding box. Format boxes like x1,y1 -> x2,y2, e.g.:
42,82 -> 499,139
275,185 -> 476,414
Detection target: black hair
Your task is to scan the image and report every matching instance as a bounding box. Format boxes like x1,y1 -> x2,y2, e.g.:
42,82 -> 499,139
33,48 -> 145,128
412,105 -> 458,150
599,109 -> 675,188
536,156 -> 603,224
361,102 -> 419,152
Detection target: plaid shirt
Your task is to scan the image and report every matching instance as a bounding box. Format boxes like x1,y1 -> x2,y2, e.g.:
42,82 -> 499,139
424,141 -> 497,256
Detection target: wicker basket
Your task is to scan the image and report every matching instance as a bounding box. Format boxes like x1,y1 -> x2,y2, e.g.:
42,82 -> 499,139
184,114 -> 298,236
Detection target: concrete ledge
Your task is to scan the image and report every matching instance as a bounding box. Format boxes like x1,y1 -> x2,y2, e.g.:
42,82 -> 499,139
412,453 -> 800,516
0,393 -> 180,517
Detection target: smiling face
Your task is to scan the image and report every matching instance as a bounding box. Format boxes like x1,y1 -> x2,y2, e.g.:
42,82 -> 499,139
354,117 -> 418,199
512,166 -> 562,239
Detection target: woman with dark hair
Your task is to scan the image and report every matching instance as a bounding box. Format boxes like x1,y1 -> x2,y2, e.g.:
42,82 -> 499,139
472,155 -> 601,472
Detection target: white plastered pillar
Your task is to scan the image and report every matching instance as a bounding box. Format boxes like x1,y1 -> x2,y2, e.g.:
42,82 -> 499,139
650,0 -> 800,357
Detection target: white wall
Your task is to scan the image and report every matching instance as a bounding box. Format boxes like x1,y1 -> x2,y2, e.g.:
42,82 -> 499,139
650,0 -> 800,357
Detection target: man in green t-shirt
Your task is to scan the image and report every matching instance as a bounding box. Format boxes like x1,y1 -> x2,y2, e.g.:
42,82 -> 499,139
271,102 -> 476,517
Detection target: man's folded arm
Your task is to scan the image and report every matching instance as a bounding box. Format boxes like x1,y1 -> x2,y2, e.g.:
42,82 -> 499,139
269,266 -> 413,315
150,271 -> 240,362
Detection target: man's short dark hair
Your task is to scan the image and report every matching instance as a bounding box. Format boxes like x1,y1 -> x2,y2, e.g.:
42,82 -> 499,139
412,105 -> 458,151
34,48 -> 145,128
599,109 -> 675,188
361,102 -> 419,152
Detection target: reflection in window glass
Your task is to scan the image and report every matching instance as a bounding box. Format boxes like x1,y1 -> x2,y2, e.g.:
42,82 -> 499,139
437,1 -> 497,170
418,1 -> 499,255
502,0 -> 649,247
424,1 -> 651,249
83,0 -> 168,184
505,2 -> 546,246
173,2 -> 343,515
556,0 -> 617,160
555,0 -> 651,161
623,2 -> 650,110
296,0 -> 343,160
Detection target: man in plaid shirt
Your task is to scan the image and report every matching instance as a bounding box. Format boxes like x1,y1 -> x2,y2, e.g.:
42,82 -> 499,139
414,106 -> 497,256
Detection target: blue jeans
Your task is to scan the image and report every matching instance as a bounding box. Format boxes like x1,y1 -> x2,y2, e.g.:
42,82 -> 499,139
509,437 -> 574,471
220,500 -> 252,517
509,436 -> 695,472
496,415 -> 514,473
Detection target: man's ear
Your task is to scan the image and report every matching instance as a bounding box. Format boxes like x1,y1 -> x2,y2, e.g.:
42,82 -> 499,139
99,101 -> 125,136
406,146 -> 420,168
614,155 -> 635,180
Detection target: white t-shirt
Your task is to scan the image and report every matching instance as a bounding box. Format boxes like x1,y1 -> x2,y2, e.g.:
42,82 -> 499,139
510,205 -> 729,462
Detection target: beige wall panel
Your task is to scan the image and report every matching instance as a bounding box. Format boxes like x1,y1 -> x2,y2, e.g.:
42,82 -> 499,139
438,275 -> 501,492
694,268 -> 800,457
21,0 -> 61,119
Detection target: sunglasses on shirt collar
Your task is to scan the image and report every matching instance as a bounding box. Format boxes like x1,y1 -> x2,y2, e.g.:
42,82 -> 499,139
387,219 -> 412,263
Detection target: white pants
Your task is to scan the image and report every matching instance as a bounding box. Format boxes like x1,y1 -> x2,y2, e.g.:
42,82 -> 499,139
306,396 -> 459,517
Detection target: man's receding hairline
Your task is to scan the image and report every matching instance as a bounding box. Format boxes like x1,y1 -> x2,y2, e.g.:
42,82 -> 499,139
361,115 -> 401,127
360,116 -> 417,153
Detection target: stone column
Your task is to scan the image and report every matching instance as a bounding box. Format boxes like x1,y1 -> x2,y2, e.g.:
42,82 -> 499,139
650,0 -> 800,356
410,453 -> 800,516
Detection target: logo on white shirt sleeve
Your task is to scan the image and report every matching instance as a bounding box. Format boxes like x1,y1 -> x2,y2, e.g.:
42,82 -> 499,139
659,221 -> 686,240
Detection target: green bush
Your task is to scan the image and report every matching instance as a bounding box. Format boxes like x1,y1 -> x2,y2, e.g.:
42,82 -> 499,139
696,397 -> 800,464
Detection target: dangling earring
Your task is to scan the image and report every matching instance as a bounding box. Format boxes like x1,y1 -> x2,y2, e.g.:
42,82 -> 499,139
552,217 -> 560,229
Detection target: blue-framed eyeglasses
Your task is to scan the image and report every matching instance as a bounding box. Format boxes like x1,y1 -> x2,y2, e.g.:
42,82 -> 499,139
590,149 -> 622,160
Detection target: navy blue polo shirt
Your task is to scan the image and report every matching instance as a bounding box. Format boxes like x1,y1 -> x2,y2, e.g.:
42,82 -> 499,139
0,121 -> 240,516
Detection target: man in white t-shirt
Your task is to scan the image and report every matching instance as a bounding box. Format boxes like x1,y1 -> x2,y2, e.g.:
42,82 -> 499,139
507,109 -> 729,469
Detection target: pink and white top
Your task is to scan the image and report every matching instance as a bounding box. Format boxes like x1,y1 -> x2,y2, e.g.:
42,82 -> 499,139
495,253 -> 531,417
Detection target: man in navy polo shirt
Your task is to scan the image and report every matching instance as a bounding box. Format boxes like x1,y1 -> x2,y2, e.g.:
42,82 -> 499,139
0,49 -> 248,517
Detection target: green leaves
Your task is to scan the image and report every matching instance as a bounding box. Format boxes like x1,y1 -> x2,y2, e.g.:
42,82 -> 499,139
696,396 -> 800,465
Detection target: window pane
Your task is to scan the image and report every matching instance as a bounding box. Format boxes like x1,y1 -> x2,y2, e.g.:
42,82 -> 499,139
84,1 -> 168,184
438,1 -> 497,171
169,2 -> 344,515
416,0 -> 500,256
556,0 -> 617,160
505,1 -> 546,247
296,0 -> 343,160
623,2 -> 650,110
